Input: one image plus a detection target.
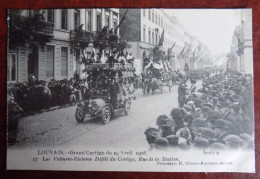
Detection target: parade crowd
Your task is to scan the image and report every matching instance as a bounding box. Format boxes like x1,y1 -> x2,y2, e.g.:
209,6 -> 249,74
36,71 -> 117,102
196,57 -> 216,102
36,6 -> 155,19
8,73 -> 89,114
145,71 -> 254,150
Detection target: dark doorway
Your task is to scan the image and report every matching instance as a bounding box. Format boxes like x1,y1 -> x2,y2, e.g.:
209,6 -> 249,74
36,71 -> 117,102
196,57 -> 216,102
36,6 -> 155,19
28,45 -> 39,80
75,49 -> 81,78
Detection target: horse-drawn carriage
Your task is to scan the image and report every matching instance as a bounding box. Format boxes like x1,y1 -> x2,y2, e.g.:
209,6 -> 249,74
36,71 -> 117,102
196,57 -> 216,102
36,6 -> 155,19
141,61 -> 173,95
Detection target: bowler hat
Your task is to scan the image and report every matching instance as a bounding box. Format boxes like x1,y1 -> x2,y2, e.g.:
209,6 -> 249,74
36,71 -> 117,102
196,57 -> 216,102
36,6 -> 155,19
211,119 -> 233,130
156,115 -> 175,127
170,108 -> 186,121
196,127 -> 217,141
191,118 -> 206,127
223,135 -> 243,149
154,137 -> 169,149
166,135 -> 179,147
194,136 -> 209,149
210,142 -> 227,150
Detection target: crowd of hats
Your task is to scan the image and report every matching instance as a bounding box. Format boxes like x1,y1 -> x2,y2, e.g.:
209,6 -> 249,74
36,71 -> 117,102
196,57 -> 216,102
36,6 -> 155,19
8,64 -> 137,115
169,69 -> 212,85
144,72 -> 254,150
7,77 -> 89,144
8,77 -> 88,114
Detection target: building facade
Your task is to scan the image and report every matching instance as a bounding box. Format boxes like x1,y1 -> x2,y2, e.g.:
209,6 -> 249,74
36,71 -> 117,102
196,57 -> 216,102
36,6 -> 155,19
241,9 -> 253,75
7,8 -> 119,83
120,9 -> 183,74
119,9 -> 208,74
227,9 -> 253,75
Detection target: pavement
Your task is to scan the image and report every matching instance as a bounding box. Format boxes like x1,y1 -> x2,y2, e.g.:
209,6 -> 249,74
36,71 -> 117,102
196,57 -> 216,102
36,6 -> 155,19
9,81 -> 201,149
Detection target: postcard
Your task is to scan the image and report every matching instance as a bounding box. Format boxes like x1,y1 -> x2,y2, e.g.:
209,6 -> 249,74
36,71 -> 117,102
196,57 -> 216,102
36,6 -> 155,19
6,8 -> 255,172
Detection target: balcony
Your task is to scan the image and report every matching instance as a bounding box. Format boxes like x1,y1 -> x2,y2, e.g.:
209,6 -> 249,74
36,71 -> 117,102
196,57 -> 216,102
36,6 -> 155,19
8,12 -> 54,45
70,30 -> 97,48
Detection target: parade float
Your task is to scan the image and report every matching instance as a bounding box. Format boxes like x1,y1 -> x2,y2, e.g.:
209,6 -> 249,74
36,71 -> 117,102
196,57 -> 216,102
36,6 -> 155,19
74,26 -> 136,124
142,44 -> 174,95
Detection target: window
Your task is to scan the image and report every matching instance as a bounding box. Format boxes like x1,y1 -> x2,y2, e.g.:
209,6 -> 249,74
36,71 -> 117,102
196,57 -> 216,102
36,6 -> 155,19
74,10 -> 80,29
148,10 -> 151,21
158,16 -> 160,25
155,13 -> 157,24
152,31 -> 154,45
28,10 -> 35,18
113,18 -> 117,29
105,14 -> 109,28
47,9 -> 54,23
143,25 -> 146,42
86,10 -> 92,31
97,13 -> 102,31
148,28 -> 151,44
7,54 -> 17,82
152,11 -> 154,22
61,47 -> 68,77
155,31 -> 158,45
46,45 -> 55,80
143,9 -> 145,17
161,19 -> 163,27
61,9 -> 68,30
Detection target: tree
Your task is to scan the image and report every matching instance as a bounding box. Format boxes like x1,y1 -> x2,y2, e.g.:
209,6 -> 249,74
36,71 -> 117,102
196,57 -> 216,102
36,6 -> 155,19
80,26 -> 130,68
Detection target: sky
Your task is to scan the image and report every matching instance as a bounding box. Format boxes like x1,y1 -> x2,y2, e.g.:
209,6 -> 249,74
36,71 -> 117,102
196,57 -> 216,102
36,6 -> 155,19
165,9 -> 242,56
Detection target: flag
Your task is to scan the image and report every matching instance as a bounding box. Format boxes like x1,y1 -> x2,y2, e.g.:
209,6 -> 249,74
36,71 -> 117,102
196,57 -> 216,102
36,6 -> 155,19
169,42 -> 176,51
167,42 -> 176,58
114,9 -> 128,34
183,43 -> 191,56
179,44 -> 186,55
158,29 -> 164,46
192,49 -> 196,58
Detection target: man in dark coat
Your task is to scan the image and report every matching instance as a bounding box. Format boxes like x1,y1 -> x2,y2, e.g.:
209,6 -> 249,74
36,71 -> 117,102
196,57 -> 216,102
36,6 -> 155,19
110,78 -> 120,109
178,82 -> 187,108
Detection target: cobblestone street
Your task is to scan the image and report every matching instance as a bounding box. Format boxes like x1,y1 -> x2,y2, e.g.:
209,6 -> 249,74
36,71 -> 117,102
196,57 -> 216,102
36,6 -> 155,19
9,83 -> 200,149
6,8 -> 256,174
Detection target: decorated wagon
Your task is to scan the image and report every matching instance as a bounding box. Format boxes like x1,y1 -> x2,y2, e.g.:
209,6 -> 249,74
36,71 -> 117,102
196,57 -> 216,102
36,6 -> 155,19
75,58 -> 136,124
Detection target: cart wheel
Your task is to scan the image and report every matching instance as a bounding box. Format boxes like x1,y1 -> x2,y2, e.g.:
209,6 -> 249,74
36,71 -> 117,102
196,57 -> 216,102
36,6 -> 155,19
75,107 -> 85,123
102,106 -> 111,124
124,101 -> 131,115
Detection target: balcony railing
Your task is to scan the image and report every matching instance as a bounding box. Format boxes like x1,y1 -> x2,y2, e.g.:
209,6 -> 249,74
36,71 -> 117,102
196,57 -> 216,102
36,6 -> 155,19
70,30 -> 97,44
9,12 -> 54,36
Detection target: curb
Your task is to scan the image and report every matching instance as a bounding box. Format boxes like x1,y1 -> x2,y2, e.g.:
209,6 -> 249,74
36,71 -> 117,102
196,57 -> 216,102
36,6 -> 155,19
21,102 -> 80,118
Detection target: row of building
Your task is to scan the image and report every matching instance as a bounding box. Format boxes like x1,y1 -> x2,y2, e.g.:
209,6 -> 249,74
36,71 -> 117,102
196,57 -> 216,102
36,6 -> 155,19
7,8 -> 211,83
226,9 -> 253,75
120,9 -> 212,74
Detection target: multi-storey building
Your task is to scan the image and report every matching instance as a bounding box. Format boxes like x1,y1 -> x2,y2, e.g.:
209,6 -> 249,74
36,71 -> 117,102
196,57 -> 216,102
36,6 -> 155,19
7,8 -> 119,83
227,9 -> 253,75
120,9 -> 185,74
119,9 -> 207,74
241,9 -> 253,75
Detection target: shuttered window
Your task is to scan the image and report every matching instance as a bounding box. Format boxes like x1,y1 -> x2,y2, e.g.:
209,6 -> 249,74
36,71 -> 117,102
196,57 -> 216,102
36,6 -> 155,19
97,13 -> 102,31
61,47 -> 68,77
86,10 -> 92,31
61,9 -> 68,30
74,10 -> 80,29
47,9 -> 54,23
7,53 -> 17,82
46,45 -> 55,80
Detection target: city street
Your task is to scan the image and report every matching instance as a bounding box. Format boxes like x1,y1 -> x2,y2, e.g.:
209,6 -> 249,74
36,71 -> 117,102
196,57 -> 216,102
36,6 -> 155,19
10,83 -> 199,149
6,9 -> 255,173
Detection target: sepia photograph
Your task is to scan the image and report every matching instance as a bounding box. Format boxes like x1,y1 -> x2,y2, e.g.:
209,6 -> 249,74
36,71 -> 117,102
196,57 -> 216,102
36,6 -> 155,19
6,8 -> 255,172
